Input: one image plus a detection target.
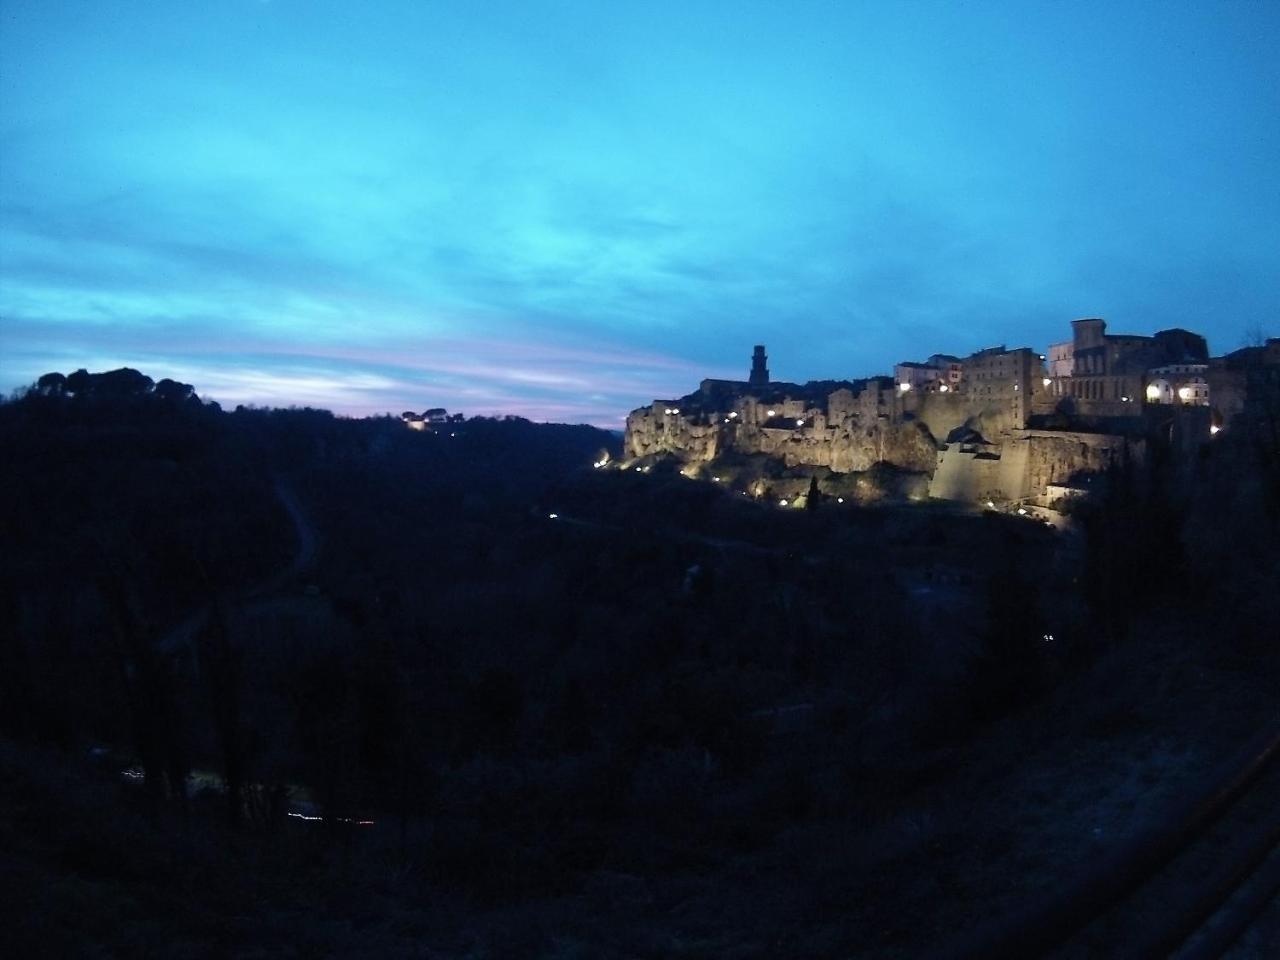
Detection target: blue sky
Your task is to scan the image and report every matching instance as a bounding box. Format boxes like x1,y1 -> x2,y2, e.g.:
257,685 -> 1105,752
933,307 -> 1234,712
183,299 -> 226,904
2,1 -> 1277,425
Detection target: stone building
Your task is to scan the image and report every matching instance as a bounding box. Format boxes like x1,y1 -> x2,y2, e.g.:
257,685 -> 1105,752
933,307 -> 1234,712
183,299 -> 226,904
893,354 -> 962,393
1045,319 -> 1209,415
1047,340 -> 1074,378
959,345 -> 1040,427
1145,362 -> 1210,406
1208,338 -> 1280,428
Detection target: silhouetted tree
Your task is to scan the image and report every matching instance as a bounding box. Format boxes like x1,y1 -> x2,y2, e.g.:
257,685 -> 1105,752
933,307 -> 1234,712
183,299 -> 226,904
35,372 -> 66,396
154,378 -> 195,404
197,602 -> 248,827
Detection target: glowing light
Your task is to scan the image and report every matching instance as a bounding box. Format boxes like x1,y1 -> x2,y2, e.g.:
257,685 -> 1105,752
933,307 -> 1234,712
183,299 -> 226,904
1146,384 -> 1161,400
767,409 -> 776,417
671,408 -> 680,415
1121,396 -> 1130,402
837,497 -> 844,503
548,513 -> 558,519
287,812 -> 375,825
779,499 -> 788,506
1178,387 -> 1192,401
1043,378 -> 1052,387
939,384 -> 949,392
728,412 -> 738,419
1042,634 -> 1054,642
1210,424 -> 1221,435
899,382 -> 911,392
724,418 -> 730,423
1017,508 -> 1027,515
712,476 -> 721,481
795,418 -> 805,427
986,500 -> 995,508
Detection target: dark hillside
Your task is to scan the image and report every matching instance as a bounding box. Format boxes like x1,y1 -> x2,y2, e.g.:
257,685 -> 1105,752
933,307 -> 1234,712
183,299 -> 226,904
1,370 -> 1277,957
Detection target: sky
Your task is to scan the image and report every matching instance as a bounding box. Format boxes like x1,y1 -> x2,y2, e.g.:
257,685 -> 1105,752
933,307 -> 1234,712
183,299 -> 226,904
2,1 -> 1278,426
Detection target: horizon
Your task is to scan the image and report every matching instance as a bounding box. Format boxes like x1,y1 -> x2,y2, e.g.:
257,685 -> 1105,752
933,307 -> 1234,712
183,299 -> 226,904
3,1 -> 1279,427
8,313 -> 1257,429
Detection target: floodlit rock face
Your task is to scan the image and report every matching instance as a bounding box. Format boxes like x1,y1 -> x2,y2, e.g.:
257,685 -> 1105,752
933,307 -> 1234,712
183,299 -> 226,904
927,429 -> 1141,502
624,403 -> 725,461
624,386 -> 938,475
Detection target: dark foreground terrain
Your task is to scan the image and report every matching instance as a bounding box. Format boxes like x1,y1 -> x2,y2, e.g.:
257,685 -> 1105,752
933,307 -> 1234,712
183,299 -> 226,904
1,370 -> 1277,958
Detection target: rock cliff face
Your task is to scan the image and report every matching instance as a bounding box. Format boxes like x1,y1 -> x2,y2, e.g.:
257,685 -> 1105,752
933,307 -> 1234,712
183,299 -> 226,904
625,410 -> 939,473
624,384 -> 938,475
927,429 -> 1142,502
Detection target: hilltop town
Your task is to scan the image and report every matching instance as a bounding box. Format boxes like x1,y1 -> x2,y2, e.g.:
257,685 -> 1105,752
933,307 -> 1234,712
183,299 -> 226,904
624,319 -> 1280,509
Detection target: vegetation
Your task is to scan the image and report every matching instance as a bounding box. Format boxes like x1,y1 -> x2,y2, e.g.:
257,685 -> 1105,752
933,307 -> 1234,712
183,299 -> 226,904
1,368 -> 1276,957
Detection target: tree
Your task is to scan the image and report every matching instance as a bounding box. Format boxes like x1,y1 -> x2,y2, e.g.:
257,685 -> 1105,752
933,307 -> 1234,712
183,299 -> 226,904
805,475 -> 821,511
154,378 -> 196,404
197,602 -> 248,827
66,369 -> 92,396
36,372 -> 67,396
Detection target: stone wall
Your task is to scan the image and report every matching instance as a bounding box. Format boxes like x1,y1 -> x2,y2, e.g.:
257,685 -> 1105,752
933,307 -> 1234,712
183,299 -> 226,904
1021,429 -> 1136,498
927,428 -> 1139,503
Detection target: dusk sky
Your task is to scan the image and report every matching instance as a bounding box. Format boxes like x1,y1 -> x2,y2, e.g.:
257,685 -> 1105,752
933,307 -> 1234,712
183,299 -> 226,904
2,1 -> 1278,426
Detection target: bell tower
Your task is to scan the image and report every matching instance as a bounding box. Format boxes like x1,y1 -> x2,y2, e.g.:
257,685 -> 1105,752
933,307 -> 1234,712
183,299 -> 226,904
749,345 -> 769,388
